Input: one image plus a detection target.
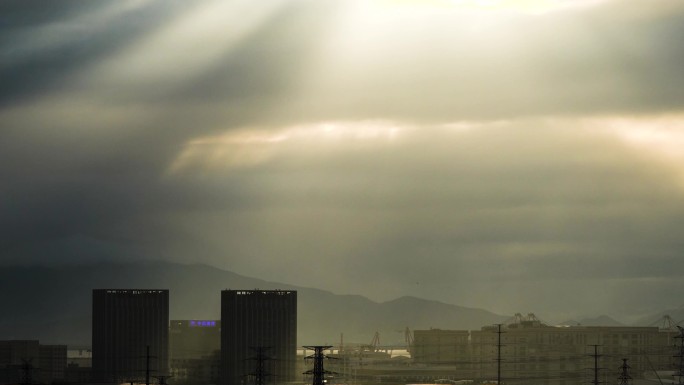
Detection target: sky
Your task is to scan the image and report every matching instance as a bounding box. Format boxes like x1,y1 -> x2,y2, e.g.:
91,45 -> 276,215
2,0 -> 684,323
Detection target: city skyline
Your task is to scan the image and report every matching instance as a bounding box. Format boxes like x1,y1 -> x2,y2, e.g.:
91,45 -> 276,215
3,0 -> 684,326
0,260 -> 681,350
2,286 -> 681,385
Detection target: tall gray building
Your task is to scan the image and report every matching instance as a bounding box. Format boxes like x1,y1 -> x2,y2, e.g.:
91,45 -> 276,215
221,290 -> 297,385
92,289 -> 169,383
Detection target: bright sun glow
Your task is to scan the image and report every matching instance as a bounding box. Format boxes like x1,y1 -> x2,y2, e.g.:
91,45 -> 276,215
169,116 -> 684,190
377,0 -> 602,13
168,121 -> 404,173
589,115 -> 684,189
599,116 -> 684,163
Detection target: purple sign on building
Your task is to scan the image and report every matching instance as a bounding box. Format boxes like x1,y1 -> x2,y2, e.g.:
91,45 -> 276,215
189,320 -> 216,327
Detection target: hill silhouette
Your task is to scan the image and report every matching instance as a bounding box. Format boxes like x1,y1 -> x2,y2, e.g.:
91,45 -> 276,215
0,261 -> 508,346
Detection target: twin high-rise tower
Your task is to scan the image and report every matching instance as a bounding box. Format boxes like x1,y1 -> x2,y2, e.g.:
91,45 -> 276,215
92,289 -> 169,383
92,289 -> 297,385
221,290 -> 297,385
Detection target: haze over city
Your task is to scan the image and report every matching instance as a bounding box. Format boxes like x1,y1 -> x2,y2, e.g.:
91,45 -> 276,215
3,0 -> 684,325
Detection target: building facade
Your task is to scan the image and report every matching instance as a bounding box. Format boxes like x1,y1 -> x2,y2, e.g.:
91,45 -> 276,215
414,317 -> 678,385
92,289 -> 169,383
170,320 -> 221,361
413,329 -> 471,372
471,322 -> 677,385
170,320 -> 221,385
221,290 -> 297,385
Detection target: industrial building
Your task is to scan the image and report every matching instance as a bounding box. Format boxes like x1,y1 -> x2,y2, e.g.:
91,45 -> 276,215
413,329 -> 472,374
92,289 -> 169,383
413,314 -> 679,385
221,290 -> 297,385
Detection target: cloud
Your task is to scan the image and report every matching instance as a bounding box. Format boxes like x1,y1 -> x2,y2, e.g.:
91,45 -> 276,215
4,0 -> 684,117
156,117 -> 684,320
2,0 -> 684,321
287,0 -> 684,122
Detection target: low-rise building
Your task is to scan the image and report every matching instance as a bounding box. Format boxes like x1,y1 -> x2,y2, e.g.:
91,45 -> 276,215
413,314 -> 678,385
413,329 -> 471,375
169,320 -> 221,385
0,340 -> 67,384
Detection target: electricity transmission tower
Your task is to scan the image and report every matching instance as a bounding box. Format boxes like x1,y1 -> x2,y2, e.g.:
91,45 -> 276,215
20,359 -> 34,385
247,347 -> 274,385
304,346 -> 337,385
618,358 -> 631,385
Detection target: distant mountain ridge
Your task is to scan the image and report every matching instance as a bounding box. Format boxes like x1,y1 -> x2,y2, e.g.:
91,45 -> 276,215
580,315 -> 625,327
1,262 -> 676,347
0,261 -> 509,346
558,315 -> 624,327
633,304 -> 684,327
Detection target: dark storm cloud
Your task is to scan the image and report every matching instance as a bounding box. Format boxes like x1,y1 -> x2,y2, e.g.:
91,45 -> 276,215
4,0 -> 683,121
0,0 -> 192,106
0,0 -> 341,254
2,0 -> 684,321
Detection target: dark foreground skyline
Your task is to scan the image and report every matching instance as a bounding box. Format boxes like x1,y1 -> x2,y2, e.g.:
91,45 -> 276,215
1,285 -> 681,385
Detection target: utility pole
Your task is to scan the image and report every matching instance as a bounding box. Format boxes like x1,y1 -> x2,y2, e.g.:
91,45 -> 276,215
588,345 -> 603,385
146,345 -> 151,385
143,345 -> 159,385
304,346 -> 337,385
247,347 -> 273,385
132,346 -> 157,385
495,324 -> 505,385
618,358 -> 631,385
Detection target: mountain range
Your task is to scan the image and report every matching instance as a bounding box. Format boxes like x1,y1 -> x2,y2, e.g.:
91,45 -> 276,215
559,315 -> 625,327
0,261 -> 678,346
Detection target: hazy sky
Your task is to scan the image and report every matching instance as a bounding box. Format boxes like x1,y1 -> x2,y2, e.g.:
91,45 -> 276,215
2,0 -> 684,323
